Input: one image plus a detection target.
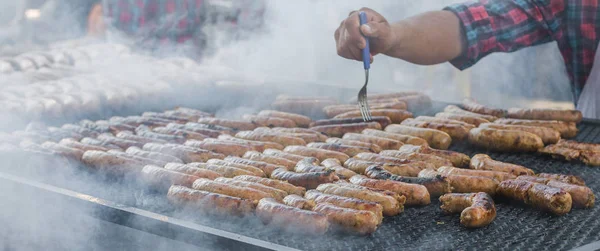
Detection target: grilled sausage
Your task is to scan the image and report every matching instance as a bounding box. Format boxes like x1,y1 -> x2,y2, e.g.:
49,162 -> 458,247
136,130 -> 186,144
217,134 -> 284,151
192,178 -> 272,203
479,123 -> 561,144
116,131 -> 168,144
320,158 -> 358,179
496,179 -> 572,215
61,124 -> 100,138
243,151 -> 297,169
243,114 -> 297,128
506,108 -> 583,123
361,129 -> 429,146
493,118 -> 578,138
438,166 -> 516,182
333,109 -> 413,123
80,137 -> 122,150
326,138 -> 382,153
306,142 -> 372,157
283,194 -> 315,210
462,98 -> 507,117
59,138 -> 111,152
142,112 -> 191,123
557,139 -> 600,151
470,154 -> 534,176
172,107 -> 213,118
152,127 -> 209,141
164,163 -> 222,179
96,134 -> 144,149
434,112 -> 490,126
342,133 -> 402,150
197,117 -> 256,131
207,159 -> 266,177
468,128 -> 544,152
167,123 -> 228,137
41,142 -> 84,160
143,143 -> 225,163
347,92 -> 421,102
380,94 -> 433,111
364,166 -> 451,197
352,152 -> 412,165
215,177 -> 287,201
580,150 -> 600,166
235,131 -> 306,147
284,145 -> 350,162
184,140 -> 253,157
309,116 -> 392,129
323,102 -> 407,118
126,146 -> 183,163
187,163 -> 257,178
81,150 -> 144,174
444,105 -> 498,121
293,158 -> 329,173
343,158 -> 419,176
270,168 -> 339,189
107,150 -> 168,167
140,165 -> 199,190
397,144 -> 470,168
271,127 -> 324,134
313,203 -> 379,235
310,122 -> 382,138
263,149 -> 318,163
379,151 -> 454,169
224,156 -> 283,177
401,118 -> 470,141
256,198 -> 329,234
439,192 -> 496,228
349,175 -> 430,206
258,110 -> 312,127
537,173 -> 585,186
259,130 -> 326,143
414,116 -> 476,129
384,124 -> 452,149
303,190 -> 383,221
419,169 -> 498,196
272,99 -> 338,116
538,144 -> 581,161
316,183 -> 401,216
233,175 -> 306,195
516,176 -> 595,208
167,185 -> 254,217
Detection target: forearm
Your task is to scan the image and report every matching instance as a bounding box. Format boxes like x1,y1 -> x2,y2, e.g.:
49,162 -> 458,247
384,11 -> 464,65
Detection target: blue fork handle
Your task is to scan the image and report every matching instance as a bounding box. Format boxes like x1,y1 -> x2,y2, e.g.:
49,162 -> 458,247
359,11 -> 370,70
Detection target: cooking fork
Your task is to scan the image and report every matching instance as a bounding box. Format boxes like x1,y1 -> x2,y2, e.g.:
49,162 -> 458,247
357,11 -> 372,122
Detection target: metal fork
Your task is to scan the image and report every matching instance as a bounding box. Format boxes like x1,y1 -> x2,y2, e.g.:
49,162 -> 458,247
357,11 -> 372,122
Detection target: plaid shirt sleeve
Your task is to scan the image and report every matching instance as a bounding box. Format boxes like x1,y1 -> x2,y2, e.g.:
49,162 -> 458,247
444,0 -> 565,70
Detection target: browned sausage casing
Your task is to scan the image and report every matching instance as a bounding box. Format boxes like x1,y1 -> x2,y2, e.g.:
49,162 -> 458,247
197,117 -> 256,131
343,158 -> 422,176
283,145 -> 350,163
167,185 -> 254,217
80,137 -> 122,150
310,122 -> 381,138
439,192 -> 496,228
243,151 -> 297,169
333,109 -> 413,124
224,156 -> 284,177
214,177 -> 288,201
143,143 -> 225,163
152,127 -> 209,141
434,112 -> 490,126
379,150 -> 453,169
243,114 -> 297,128
307,142 -> 373,157
283,194 -> 315,210
40,142 -> 85,160
384,124 -> 452,150
401,118 -> 470,141
537,173 -> 585,186
437,166 -> 516,182
164,163 -> 222,179
419,169 -> 498,196
462,98 -> 507,117
315,183 -> 401,216
398,144 -> 470,168
557,139 -> 600,151
263,148 -> 316,163
538,144 -> 581,161
470,154 -> 534,176
233,175 -> 306,195
323,101 -> 407,117
304,190 -> 383,223
258,110 -> 312,128
507,108 -> 582,123
414,116 -> 476,129
342,133 -> 403,150
235,131 -> 306,147
309,116 -> 392,129
496,179 -> 572,215
184,140 -> 253,157
326,138 -> 383,153
81,150 -> 144,174
468,128 -> 544,152
192,178 -> 271,203
444,105 -> 499,121
187,163 -> 257,178
126,146 -> 183,163
361,129 -> 429,146
59,138 -> 111,152
580,150 -> 600,166
494,118 -> 578,138
207,159 -> 266,177
364,166 -> 451,197
313,203 -> 380,235
270,168 -> 339,189
516,176 -> 595,208
97,134 -> 144,149
256,198 -> 329,234
349,175 -> 430,206
479,123 -> 561,144
107,150 -> 168,167
140,165 -> 199,190
217,134 -> 284,151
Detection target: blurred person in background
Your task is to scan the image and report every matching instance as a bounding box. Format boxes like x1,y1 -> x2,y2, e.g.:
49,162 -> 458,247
335,2 -> 600,118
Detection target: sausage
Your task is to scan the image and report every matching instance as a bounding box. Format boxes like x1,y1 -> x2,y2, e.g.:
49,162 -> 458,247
61,124 -> 99,138
419,169 -> 498,196
506,108 -> 583,123
343,158 -> 418,175
243,114 -> 297,128
283,194 -> 315,210
107,150 -> 168,166
263,149 -> 318,163
315,183 -> 401,216
172,107 -> 213,118
397,144 -> 470,168
538,144 -> 581,161
364,166 -> 451,197
444,105 -> 498,121
557,139 -> 600,151
349,175 -> 430,206
361,129 -> 429,146
379,151 -> 454,169
223,156 -> 283,177
217,134 -> 284,151
313,203 -> 380,235
187,163 -> 257,178
136,130 -> 186,144
382,94 -> 433,111
537,173 -> 585,186
320,158 -> 358,179
439,192 -> 496,228
196,118 -> 256,131
384,124 -> 452,150
126,146 -> 183,163
96,134 -> 144,149
310,122 -> 382,138
167,123 -> 229,137
496,179 -> 572,215
59,138 -> 112,152
323,102 -> 407,118
437,166 -> 516,182
272,99 -> 338,116
215,177 -> 287,201
184,140 -> 253,157
142,112 -> 191,123
164,163 -> 222,179
325,138 -> 382,153
235,131 -> 306,147
479,123 -> 561,144
342,133 -> 402,150
152,127 -> 209,141
434,112 -> 490,126
257,110 -> 312,127
233,175 -> 306,195
309,116 -> 392,129
414,116 -> 476,130
167,185 -> 254,217
41,142 -> 84,160
462,98 -> 507,117
256,198 -> 329,234
116,131 -> 168,144
243,151 -> 297,169
516,176 -> 595,208
80,137 -> 122,150
140,165 -> 199,190
143,143 -> 225,163
304,190 -> 383,221
333,109 -> 413,123
470,154 -> 534,176
493,118 -> 578,138
192,178 -> 272,203
283,145 -> 350,163
81,150 -> 144,174
270,168 -> 339,189
306,142 -> 373,157
401,118 -> 470,141
353,152 -> 412,165
207,159 -> 266,177
468,128 -> 544,152
293,158 -> 328,173
271,127 -> 324,134
347,92 -> 421,102
111,116 -> 170,129
265,131 -> 327,143
580,150 -> 600,166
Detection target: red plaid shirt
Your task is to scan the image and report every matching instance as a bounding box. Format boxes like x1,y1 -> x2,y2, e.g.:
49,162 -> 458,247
445,0 -> 600,102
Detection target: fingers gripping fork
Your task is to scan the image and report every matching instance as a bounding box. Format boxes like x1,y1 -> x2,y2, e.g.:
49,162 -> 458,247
357,11 -> 372,122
